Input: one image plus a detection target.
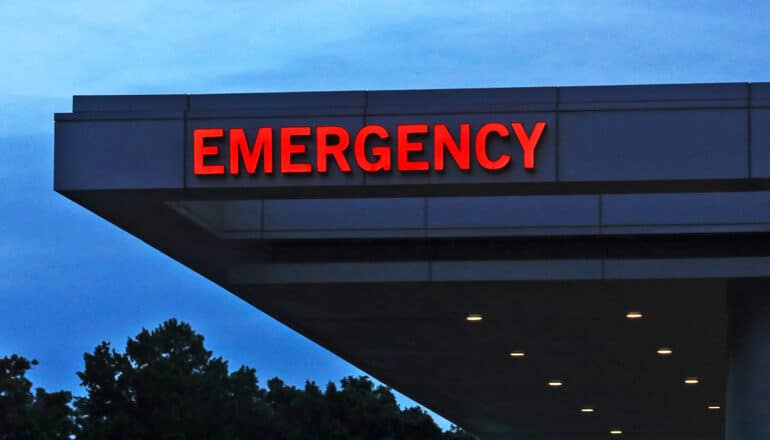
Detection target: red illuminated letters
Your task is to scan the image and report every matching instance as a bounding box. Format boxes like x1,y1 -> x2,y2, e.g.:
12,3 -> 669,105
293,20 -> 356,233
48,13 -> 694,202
317,126 -> 352,173
354,125 -> 391,172
434,123 -> 471,171
512,121 -> 546,169
230,127 -> 273,174
475,123 -> 511,170
280,127 -> 312,173
193,128 -> 225,175
397,124 -> 430,172
192,121 -> 546,176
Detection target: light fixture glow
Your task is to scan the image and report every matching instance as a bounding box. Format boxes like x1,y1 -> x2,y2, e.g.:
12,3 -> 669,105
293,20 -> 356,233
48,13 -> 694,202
610,429 -> 623,435
509,352 -> 526,358
708,405 -> 721,410
547,380 -> 563,387
580,408 -> 595,413
626,311 -> 643,319
657,347 -> 673,355
684,377 -> 700,385
465,314 -> 483,322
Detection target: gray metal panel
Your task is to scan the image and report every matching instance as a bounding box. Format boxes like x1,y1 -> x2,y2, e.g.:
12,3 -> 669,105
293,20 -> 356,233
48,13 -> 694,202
223,200 -> 263,232
559,83 -> 747,110
363,113 -> 556,187
602,192 -> 770,227
263,229 -> 426,239
170,200 -> 225,232
232,257 -> 770,283
54,119 -> 184,190
229,262 -> 430,284
366,87 -> 557,114
55,111 -> 183,121
431,260 -> 602,281
601,224 -> 770,236
559,109 -> 748,182
185,116 -> 365,188
727,279 -> 770,440
605,257 -> 770,279
751,82 -> 770,107
426,226 -> 601,238
188,91 -> 366,118
73,94 -> 187,112
263,197 -> 424,231
427,195 -> 599,229
751,108 -> 770,178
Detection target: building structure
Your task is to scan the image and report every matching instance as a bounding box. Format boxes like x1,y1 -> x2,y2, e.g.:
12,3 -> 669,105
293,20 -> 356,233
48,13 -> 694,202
54,83 -> 770,439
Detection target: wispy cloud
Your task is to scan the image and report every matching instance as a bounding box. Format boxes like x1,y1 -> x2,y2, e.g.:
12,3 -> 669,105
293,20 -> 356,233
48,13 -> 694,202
3,0 -> 769,108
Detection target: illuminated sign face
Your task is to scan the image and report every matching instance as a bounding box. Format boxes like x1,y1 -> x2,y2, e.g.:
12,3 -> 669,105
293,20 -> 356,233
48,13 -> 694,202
193,121 -> 546,176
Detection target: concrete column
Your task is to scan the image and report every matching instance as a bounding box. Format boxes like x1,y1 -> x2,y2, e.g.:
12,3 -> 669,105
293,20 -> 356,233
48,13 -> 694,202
727,278 -> 770,439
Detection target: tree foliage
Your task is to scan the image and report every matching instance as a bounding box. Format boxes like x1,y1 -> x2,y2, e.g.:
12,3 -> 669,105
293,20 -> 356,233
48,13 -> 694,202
5,319 -> 476,439
73,319 -> 476,439
0,355 -> 74,440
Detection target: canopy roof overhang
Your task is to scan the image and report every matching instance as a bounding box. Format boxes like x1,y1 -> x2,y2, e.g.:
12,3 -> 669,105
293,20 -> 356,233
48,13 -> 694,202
54,82 -> 770,439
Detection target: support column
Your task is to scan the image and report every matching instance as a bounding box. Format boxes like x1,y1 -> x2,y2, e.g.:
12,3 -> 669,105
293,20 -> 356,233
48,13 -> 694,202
727,278 -> 770,439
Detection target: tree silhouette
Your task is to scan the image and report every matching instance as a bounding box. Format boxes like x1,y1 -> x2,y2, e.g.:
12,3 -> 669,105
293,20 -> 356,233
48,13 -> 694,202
0,355 -> 74,439
9,319 -> 476,439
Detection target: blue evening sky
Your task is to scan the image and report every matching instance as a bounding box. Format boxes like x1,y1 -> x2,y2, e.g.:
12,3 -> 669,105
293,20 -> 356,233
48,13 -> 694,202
1,0 -> 769,428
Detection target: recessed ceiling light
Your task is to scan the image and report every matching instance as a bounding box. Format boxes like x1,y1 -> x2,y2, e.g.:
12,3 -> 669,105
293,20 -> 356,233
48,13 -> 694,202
684,377 -> 700,385
708,405 -> 721,410
509,351 -> 525,358
626,311 -> 643,319
465,313 -> 483,322
610,429 -> 623,435
547,380 -> 563,387
657,347 -> 673,355
580,408 -> 595,413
